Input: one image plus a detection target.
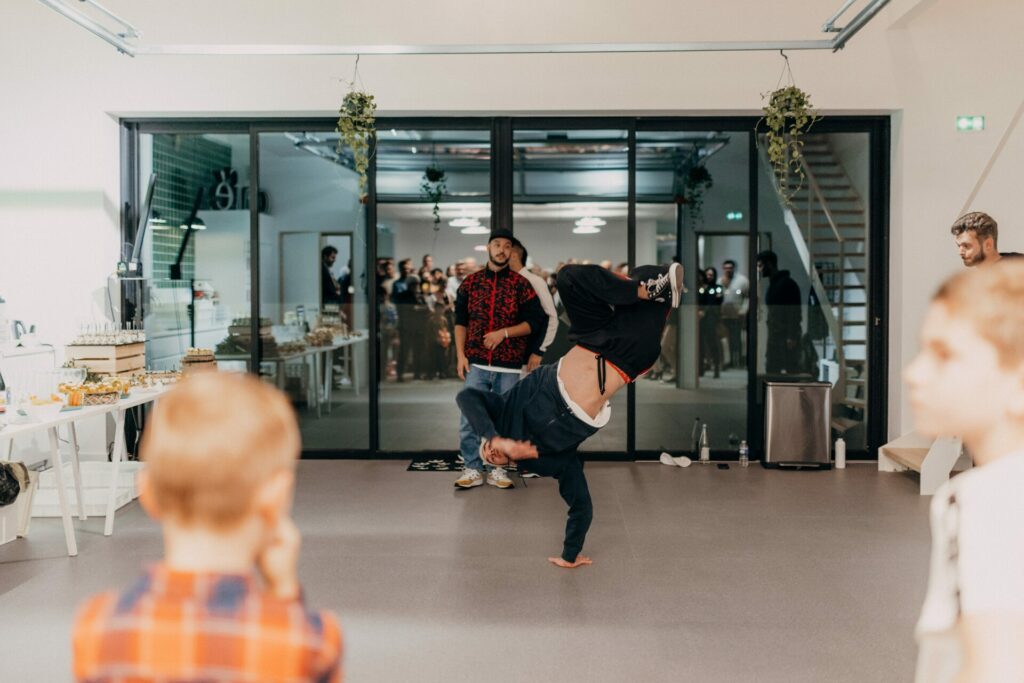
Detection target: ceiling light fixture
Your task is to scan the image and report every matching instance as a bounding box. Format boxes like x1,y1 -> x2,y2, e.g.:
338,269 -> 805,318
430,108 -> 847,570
573,225 -> 601,235
575,216 -> 607,228
449,217 -> 480,228
474,244 -> 488,252
461,225 -> 489,235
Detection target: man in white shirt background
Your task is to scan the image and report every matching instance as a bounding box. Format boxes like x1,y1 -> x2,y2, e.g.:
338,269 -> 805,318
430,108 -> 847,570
904,259 -> 1024,683
509,238 -> 558,374
718,258 -> 750,368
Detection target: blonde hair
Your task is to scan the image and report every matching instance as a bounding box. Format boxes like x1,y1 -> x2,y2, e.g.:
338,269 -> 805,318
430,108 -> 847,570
141,372 -> 300,528
933,258 -> 1024,368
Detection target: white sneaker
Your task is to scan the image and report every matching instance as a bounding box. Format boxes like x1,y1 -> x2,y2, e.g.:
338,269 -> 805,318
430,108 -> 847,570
454,468 -> 483,488
486,467 -> 515,489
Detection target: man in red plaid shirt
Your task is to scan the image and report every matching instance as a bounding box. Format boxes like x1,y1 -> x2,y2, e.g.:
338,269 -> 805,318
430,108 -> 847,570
73,373 -> 342,682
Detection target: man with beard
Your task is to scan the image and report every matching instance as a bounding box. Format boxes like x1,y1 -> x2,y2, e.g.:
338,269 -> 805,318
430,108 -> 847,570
951,212 -> 1021,267
453,229 -> 546,490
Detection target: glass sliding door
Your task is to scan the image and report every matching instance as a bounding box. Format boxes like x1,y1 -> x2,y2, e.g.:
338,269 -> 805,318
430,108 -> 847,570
375,128 -> 491,451
125,117 -> 887,459
135,132 -> 252,372
512,127 -> 629,452
255,131 -> 370,450
634,130 -> 751,454
755,131 -> 873,454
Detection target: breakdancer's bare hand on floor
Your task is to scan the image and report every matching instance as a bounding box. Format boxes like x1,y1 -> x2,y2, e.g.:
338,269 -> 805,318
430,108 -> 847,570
481,436 -> 539,466
548,556 -> 593,569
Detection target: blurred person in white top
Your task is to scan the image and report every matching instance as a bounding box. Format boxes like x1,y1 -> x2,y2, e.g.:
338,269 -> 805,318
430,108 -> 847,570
904,259 -> 1024,683
509,238 -> 557,374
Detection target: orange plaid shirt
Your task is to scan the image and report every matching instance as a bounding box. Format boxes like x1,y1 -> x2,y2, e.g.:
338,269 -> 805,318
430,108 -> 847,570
73,564 -> 342,683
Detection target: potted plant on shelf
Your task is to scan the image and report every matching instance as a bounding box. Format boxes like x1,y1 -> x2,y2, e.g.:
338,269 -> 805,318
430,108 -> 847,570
335,89 -> 376,203
420,164 -> 447,228
758,84 -> 820,206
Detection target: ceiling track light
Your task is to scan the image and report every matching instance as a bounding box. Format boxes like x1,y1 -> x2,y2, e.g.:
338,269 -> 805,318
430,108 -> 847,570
37,0 -> 892,57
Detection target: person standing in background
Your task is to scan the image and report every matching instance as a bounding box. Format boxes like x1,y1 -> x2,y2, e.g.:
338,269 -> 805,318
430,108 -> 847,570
697,267 -> 724,379
453,230 -> 546,490
321,246 -> 342,307
757,250 -> 802,375
719,259 -> 750,368
950,212 -> 1021,267
509,238 -> 558,374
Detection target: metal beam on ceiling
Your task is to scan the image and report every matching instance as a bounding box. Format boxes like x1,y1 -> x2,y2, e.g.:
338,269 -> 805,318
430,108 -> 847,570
38,0 -> 891,57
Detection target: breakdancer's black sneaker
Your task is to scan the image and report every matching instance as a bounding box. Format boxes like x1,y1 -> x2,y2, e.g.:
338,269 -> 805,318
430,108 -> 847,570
644,262 -> 684,308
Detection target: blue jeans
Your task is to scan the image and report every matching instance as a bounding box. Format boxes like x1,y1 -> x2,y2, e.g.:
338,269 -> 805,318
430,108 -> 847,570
459,366 -> 521,471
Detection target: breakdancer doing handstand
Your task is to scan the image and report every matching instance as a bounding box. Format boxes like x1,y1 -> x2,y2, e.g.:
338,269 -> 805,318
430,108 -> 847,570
456,261 -> 683,568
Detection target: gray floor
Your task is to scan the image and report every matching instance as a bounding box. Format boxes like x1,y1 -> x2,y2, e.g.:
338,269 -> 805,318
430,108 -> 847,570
0,462 -> 930,682
298,370 -> 752,453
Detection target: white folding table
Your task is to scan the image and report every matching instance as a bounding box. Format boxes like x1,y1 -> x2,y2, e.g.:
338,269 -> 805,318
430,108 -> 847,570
0,387 -> 168,555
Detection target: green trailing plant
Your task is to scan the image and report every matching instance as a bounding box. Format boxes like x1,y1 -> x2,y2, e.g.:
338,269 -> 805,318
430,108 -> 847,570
420,164 -> 447,228
335,89 -> 377,203
680,164 -> 713,224
758,84 -> 820,206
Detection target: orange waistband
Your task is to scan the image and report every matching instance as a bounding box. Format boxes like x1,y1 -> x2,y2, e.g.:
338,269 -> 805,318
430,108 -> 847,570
577,345 -> 633,384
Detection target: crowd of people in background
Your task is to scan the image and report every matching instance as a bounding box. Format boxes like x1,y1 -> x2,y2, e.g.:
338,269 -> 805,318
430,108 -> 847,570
375,252 -> 632,382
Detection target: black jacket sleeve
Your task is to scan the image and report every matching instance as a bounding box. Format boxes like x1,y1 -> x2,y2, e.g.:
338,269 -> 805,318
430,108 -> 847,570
454,282 -> 469,327
520,295 -> 546,356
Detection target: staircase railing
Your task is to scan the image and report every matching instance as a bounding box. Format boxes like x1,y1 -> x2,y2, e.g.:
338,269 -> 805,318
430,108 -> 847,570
757,145 -> 847,399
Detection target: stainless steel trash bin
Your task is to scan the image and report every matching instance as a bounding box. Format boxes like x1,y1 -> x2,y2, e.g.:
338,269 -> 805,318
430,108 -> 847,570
763,381 -> 832,469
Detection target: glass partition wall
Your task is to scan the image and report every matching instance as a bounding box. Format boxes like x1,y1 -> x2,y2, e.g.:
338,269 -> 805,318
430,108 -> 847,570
123,118 -> 887,459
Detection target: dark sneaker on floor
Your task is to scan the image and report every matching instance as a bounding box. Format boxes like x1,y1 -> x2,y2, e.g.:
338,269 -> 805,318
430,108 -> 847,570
644,262 -> 684,308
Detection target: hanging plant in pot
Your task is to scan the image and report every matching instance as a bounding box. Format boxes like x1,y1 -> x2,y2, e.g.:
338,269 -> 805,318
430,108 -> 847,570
335,89 -> 377,204
758,84 -> 820,206
420,164 -> 447,229
684,165 -> 716,225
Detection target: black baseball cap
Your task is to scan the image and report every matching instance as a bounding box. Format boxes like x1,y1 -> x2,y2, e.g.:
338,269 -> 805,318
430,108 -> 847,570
488,228 -> 515,244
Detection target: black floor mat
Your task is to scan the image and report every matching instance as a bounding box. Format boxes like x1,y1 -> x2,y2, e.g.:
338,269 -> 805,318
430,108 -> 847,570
406,457 -> 523,473
407,457 -> 463,472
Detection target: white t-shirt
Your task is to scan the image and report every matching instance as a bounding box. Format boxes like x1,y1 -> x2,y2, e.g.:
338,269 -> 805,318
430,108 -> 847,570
915,451 -> 1024,682
516,268 -> 558,353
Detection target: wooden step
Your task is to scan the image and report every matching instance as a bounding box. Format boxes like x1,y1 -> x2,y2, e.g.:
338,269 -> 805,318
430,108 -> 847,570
847,378 -> 866,385
823,284 -> 867,290
842,320 -> 868,326
842,397 -> 866,408
842,340 -> 867,345
880,447 -> 928,473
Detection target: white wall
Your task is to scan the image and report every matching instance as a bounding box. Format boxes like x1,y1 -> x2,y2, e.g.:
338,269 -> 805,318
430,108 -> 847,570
2,0 -> 1023,438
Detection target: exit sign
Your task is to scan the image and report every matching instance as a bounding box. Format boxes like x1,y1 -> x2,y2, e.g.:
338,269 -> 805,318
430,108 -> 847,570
956,115 -> 985,131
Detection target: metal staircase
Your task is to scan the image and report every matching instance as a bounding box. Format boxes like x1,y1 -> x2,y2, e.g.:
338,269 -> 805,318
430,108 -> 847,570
765,134 -> 870,438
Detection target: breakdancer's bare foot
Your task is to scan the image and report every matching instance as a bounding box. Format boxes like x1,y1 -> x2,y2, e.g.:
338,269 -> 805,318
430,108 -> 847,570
548,556 -> 593,569
481,437 -> 538,466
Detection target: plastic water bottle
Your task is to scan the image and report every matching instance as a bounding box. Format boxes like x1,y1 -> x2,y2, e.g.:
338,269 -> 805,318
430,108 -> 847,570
699,424 -> 711,464
739,440 -> 749,468
835,437 -> 846,469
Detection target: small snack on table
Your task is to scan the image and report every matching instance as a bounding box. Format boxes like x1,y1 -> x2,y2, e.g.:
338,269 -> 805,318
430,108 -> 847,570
278,340 -> 307,356
26,394 -> 65,421
60,381 -> 121,405
144,370 -> 181,385
305,327 -> 335,347
182,347 -> 218,375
